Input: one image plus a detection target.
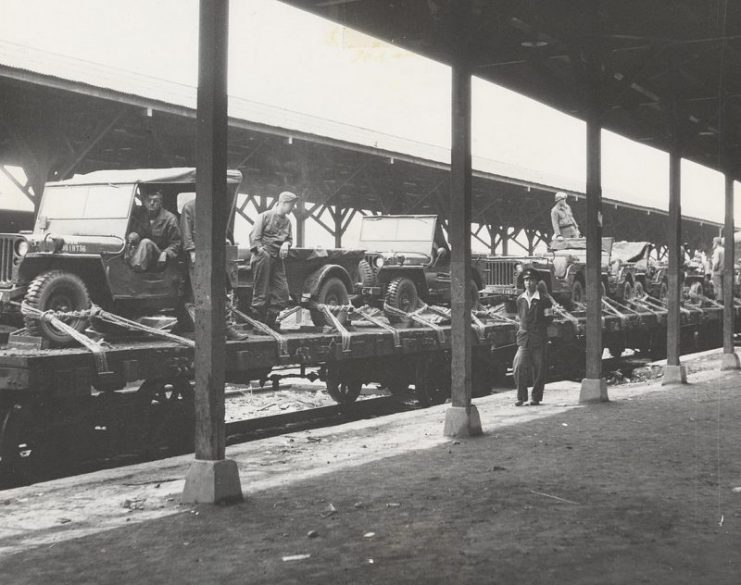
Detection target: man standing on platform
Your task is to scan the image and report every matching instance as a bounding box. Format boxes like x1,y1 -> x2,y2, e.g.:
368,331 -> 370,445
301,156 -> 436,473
551,191 -> 581,240
513,268 -> 553,406
249,191 -> 297,328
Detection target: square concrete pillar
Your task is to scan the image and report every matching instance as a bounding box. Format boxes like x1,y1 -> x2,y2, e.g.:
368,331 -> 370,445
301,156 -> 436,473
721,351 -> 741,371
443,405 -> 482,437
579,378 -> 608,403
182,459 -> 243,505
662,364 -> 687,385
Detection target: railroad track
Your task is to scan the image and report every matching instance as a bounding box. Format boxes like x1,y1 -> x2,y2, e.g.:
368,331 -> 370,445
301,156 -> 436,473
0,393 -> 411,490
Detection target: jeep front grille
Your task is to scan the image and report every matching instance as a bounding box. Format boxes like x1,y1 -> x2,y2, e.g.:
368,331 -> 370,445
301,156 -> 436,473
0,236 -> 15,286
481,259 -> 519,287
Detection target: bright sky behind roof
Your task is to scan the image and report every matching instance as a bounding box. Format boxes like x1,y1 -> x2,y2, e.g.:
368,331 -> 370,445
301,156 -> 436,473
0,0 -> 738,225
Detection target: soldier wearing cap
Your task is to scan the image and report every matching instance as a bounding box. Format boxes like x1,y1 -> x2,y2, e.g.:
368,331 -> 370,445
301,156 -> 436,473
249,191 -> 297,327
551,191 -> 580,239
513,267 -> 553,406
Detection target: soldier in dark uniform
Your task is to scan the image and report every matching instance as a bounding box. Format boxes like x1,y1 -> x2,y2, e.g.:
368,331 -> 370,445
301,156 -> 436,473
249,191 -> 297,327
179,196 -> 247,340
551,191 -> 580,240
126,191 -> 181,272
513,268 -> 553,406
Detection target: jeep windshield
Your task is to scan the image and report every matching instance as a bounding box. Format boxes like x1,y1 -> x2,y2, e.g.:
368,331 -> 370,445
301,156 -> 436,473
36,183 -> 135,237
358,216 -> 436,256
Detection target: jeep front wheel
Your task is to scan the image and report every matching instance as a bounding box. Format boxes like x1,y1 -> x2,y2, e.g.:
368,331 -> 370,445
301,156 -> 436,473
310,276 -> 349,327
24,270 -> 91,346
385,277 -> 420,314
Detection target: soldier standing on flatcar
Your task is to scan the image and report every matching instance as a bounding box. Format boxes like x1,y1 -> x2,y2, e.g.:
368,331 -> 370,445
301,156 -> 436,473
513,268 -> 553,406
551,191 -> 581,240
249,191 -> 297,329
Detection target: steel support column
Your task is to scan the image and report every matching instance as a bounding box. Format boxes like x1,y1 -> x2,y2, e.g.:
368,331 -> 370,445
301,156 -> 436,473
721,173 -> 740,369
663,147 -> 687,384
443,4 -> 481,437
579,71 -> 608,403
183,0 -> 242,504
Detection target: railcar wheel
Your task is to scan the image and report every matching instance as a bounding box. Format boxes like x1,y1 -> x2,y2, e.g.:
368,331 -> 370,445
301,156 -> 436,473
24,270 -> 91,346
310,276 -> 350,328
325,369 -> 362,404
136,378 -> 194,456
414,356 -> 450,407
0,403 -> 67,486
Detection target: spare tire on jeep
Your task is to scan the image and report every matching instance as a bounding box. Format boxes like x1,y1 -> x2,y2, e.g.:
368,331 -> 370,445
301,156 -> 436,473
24,270 -> 91,346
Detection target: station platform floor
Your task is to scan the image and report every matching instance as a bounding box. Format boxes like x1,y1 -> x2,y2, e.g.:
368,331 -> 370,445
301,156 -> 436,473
1,349 -> 740,585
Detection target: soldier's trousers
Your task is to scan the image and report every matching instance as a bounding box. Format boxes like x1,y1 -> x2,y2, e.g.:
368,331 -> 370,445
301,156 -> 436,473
250,249 -> 289,322
128,238 -> 163,272
559,225 -> 579,238
513,344 -> 547,402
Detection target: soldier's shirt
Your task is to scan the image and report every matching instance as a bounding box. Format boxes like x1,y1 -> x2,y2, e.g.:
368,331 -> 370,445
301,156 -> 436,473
250,209 -> 293,257
131,206 -> 182,259
551,203 -> 578,235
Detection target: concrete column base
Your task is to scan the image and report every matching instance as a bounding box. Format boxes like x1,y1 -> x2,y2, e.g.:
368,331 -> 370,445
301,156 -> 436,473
182,459 -> 243,505
443,405 -> 483,437
662,364 -> 687,385
579,378 -> 608,404
721,352 -> 741,371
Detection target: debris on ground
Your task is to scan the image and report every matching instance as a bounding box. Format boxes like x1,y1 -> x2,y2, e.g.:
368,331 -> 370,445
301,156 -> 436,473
281,554 -> 311,562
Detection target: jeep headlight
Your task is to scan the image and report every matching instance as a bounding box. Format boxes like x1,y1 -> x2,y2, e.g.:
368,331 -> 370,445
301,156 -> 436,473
15,239 -> 28,257
515,263 -> 523,274
375,256 -> 385,269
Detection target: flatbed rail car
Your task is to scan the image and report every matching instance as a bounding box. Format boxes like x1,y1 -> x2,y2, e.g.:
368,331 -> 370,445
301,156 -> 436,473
0,298 -> 739,484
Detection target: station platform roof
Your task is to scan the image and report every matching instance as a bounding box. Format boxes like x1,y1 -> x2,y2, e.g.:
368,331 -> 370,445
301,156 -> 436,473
0,37 -> 724,248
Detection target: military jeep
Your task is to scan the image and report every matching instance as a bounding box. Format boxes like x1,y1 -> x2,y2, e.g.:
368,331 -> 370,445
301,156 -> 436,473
478,237 -> 617,305
0,168 -> 244,346
611,241 -> 712,301
356,215 -> 484,313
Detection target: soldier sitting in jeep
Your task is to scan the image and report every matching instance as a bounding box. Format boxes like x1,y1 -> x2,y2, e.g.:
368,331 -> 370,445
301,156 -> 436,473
126,190 -> 182,272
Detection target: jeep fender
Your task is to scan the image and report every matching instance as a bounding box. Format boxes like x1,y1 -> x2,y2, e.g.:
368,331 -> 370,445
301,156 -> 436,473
302,264 -> 353,300
18,256 -> 112,305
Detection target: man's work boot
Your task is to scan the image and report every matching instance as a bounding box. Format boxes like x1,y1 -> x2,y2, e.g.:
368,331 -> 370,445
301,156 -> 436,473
265,311 -> 280,332
225,324 -> 249,341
